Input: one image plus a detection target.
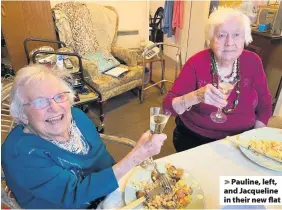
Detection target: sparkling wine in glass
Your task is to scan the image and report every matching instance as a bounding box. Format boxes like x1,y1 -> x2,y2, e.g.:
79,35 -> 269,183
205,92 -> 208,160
150,114 -> 170,135
149,107 -> 171,134
140,107 -> 171,170
210,80 -> 235,123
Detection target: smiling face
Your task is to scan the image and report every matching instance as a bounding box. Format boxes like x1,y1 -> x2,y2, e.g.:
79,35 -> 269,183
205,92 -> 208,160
22,77 -> 72,141
210,17 -> 245,63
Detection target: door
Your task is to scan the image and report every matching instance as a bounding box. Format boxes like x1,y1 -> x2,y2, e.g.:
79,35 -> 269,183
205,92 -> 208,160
1,1 -> 57,71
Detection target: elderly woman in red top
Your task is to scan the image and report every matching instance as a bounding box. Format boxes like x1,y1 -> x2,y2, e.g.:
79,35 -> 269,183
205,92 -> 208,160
163,7 -> 272,152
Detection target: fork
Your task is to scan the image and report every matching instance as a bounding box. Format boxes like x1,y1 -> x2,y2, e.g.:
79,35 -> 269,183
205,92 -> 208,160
150,161 -> 173,194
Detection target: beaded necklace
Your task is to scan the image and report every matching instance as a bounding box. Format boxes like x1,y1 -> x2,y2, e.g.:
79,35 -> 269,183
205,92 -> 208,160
216,59 -> 237,83
49,120 -> 89,155
210,51 -> 241,113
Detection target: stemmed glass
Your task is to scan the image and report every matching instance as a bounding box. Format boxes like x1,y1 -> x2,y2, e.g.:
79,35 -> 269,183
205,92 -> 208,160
210,79 -> 236,123
139,107 -> 171,170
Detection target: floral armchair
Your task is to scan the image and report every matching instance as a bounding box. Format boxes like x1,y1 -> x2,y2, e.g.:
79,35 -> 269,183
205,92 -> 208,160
52,2 -> 144,103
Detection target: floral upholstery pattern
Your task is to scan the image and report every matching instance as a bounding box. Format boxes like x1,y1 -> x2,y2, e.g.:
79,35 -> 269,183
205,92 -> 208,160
111,46 -> 138,67
53,2 -> 99,56
88,79 -> 142,102
52,10 -> 74,51
90,65 -> 143,101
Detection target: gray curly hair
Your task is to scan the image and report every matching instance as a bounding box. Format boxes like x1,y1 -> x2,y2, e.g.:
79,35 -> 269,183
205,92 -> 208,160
10,64 -> 75,124
205,7 -> 253,46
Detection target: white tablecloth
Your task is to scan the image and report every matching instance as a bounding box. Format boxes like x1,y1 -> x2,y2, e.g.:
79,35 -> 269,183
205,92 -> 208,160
101,128 -> 282,209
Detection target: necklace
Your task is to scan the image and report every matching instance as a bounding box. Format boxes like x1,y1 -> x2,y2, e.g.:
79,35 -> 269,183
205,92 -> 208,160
49,120 -> 89,155
210,51 -> 241,113
215,59 -> 237,83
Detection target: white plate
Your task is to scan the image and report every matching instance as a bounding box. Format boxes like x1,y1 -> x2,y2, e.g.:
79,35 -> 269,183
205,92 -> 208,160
124,161 -> 205,209
97,189 -> 125,209
238,128 -> 282,172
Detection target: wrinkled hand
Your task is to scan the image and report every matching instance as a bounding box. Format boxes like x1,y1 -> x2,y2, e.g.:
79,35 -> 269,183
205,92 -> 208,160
195,84 -> 227,108
132,130 -> 167,165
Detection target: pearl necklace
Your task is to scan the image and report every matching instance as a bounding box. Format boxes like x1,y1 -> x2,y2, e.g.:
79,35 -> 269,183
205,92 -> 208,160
210,51 -> 241,113
215,59 -> 237,83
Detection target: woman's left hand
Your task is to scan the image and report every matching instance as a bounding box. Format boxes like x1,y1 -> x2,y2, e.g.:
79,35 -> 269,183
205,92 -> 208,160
195,84 -> 228,108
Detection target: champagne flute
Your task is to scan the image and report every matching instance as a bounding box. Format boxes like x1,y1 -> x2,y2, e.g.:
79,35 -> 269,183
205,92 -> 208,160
150,107 -> 171,135
140,107 -> 171,170
210,79 -> 236,123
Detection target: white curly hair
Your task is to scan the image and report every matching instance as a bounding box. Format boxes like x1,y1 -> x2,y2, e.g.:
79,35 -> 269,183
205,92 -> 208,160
205,7 -> 253,46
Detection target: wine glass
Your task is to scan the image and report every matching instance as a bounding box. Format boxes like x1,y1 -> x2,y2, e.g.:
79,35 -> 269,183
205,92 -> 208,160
149,107 -> 171,135
210,79 -> 236,123
140,107 -> 171,170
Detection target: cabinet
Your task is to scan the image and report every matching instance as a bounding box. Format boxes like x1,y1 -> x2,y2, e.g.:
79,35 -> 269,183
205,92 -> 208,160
1,1 -> 57,71
245,30 -> 282,112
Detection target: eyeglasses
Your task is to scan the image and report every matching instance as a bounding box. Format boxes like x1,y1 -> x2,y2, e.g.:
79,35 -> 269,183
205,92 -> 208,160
23,91 -> 70,110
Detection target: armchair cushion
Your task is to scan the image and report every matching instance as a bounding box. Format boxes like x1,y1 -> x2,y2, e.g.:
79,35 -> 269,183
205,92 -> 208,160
91,65 -> 142,89
85,64 -> 143,101
111,46 -> 138,67
83,50 -> 120,73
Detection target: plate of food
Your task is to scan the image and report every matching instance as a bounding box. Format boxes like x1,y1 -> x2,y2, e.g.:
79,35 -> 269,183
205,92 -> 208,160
124,162 -> 205,209
238,128 -> 282,172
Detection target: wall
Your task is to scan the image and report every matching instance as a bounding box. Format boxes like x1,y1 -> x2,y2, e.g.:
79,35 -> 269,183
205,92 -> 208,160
95,1 -> 149,48
149,0 -> 210,62
274,90 -> 282,116
185,1 -> 210,60
50,1 -> 149,48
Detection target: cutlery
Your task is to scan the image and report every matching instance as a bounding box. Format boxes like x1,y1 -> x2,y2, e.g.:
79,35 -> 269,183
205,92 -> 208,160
121,184 -> 164,209
150,161 -> 173,194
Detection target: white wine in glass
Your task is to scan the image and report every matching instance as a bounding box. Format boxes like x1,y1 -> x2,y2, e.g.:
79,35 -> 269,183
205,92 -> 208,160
210,81 -> 235,123
140,107 -> 171,170
150,114 -> 169,134
218,82 -> 234,96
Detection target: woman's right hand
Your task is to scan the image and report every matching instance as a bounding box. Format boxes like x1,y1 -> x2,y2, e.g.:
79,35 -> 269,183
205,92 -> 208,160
195,84 -> 227,108
131,130 -> 167,165
113,131 -> 167,180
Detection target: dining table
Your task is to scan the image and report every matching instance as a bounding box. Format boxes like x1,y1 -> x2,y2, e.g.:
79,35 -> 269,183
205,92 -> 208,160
99,127 -> 282,209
